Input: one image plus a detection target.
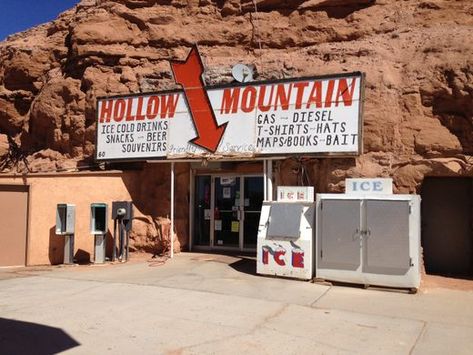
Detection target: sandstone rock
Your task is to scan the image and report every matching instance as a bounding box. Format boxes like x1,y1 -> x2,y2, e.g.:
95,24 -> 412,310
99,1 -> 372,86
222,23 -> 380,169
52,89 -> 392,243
0,96 -> 29,135
29,77 -> 86,153
130,216 -> 181,254
2,48 -> 51,92
25,148 -> 66,172
72,14 -> 147,46
0,0 -> 472,253
0,134 -> 9,158
299,0 -> 376,10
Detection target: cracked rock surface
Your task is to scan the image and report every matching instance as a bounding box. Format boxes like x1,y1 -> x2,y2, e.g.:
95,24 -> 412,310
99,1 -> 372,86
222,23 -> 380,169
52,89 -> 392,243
0,0 -> 472,252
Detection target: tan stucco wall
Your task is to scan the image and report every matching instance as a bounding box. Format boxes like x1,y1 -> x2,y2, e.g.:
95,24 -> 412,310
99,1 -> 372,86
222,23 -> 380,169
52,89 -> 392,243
0,172 -> 134,265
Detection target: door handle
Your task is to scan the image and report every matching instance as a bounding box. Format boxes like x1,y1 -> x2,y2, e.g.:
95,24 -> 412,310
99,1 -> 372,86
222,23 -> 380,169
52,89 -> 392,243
353,228 -> 360,241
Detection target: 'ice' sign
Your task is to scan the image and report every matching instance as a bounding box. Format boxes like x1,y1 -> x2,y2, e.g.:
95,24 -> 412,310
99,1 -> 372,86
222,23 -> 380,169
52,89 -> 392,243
345,178 -> 393,194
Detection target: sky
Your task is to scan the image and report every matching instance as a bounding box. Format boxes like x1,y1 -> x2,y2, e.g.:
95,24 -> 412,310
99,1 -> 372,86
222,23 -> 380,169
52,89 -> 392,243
0,0 -> 79,41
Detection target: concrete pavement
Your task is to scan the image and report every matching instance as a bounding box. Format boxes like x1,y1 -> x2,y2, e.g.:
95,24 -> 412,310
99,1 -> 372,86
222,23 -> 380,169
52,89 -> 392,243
0,253 -> 472,354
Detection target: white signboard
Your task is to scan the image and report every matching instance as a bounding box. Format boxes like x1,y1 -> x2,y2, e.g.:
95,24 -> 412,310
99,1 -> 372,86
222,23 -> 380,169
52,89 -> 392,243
345,178 -> 393,194
277,186 -> 314,202
96,72 -> 363,161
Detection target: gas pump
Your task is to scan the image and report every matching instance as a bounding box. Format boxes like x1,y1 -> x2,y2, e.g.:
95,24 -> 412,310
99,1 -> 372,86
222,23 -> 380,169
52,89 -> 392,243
112,201 -> 133,262
55,204 -> 76,265
90,203 -> 108,264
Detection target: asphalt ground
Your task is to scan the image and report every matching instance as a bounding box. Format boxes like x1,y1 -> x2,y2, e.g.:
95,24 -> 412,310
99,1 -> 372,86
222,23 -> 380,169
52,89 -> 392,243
0,252 -> 472,354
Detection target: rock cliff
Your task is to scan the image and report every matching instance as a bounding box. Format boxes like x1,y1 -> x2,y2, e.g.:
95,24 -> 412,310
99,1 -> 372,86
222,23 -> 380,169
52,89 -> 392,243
0,0 -> 472,252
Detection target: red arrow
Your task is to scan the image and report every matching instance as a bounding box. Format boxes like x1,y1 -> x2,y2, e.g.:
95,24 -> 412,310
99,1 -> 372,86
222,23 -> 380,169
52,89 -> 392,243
171,46 -> 227,153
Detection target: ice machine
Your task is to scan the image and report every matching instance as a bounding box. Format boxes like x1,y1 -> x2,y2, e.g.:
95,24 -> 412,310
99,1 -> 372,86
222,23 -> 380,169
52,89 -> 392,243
316,194 -> 421,290
257,187 -> 315,280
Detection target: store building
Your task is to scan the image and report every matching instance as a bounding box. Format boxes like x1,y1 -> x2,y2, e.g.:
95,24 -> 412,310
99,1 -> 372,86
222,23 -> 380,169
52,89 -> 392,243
0,1 -> 472,281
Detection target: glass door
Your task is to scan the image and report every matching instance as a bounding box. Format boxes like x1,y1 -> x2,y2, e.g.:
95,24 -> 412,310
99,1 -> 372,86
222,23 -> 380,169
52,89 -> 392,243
193,176 -> 211,247
213,176 -> 241,248
243,176 -> 264,249
193,174 -> 264,251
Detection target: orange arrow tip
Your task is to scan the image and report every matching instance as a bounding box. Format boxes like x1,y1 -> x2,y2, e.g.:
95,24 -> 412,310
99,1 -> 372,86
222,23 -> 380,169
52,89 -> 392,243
190,122 -> 228,153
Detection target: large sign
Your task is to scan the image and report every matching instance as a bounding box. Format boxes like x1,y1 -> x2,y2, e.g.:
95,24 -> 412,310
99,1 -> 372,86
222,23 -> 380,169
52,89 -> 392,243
96,46 -> 363,161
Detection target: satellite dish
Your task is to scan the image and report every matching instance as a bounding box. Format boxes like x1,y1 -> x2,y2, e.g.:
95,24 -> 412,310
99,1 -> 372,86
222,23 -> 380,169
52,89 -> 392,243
232,64 -> 254,83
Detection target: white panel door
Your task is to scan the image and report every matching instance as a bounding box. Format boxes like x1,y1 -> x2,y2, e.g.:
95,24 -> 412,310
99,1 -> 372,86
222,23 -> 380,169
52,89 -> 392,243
363,200 -> 411,275
319,199 -> 361,271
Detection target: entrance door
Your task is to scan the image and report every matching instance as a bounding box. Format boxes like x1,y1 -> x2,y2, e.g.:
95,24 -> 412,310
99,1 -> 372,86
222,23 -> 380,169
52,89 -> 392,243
242,177 -> 264,249
213,176 -> 241,248
422,178 -> 473,276
192,175 -> 263,251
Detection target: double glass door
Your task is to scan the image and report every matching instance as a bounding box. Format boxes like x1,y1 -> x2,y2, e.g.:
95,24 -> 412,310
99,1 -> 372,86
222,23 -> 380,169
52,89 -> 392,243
193,175 -> 264,251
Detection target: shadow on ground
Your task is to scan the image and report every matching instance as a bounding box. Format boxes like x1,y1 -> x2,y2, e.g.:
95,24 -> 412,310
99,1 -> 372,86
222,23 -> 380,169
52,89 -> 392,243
228,257 -> 257,276
0,318 -> 80,355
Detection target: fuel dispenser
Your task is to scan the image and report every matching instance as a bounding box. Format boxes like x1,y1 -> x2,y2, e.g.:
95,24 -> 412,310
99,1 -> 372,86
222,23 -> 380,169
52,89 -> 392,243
55,204 -> 76,264
112,201 -> 133,262
90,203 -> 108,264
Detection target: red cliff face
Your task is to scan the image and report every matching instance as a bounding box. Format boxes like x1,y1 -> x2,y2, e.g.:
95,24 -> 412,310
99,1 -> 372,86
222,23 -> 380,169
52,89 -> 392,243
0,0 -> 472,251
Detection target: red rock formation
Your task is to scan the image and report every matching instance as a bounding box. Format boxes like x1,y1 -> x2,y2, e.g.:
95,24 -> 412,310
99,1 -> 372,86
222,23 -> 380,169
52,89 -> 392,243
0,0 -> 472,251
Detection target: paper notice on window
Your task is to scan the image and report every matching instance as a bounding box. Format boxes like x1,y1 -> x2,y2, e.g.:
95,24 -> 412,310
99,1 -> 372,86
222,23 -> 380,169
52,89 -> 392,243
204,209 -> 211,220
231,221 -> 239,233
223,187 -> 231,199
244,198 -> 250,207
215,219 -> 222,231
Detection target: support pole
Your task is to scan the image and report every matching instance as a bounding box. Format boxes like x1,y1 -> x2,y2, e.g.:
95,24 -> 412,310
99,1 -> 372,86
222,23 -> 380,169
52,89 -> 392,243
170,162 -> 175,258
119,219 -> 124,261
112,219 -> 117,261
263,159 -> 267,200
267,160 -> 273,201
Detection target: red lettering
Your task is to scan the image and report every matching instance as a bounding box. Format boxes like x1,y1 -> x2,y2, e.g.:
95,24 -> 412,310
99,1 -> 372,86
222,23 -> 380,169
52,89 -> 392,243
275,84 -> 292,110
335,78 -> 357,107
125,98 -> 135,121
160,94 -> 179,119
306,81 -> 322,109
292,249 -> 304,268
113,99 -> 126,122
136,97 -> 146,120
220,88 -> 240,114
293,82 -> 308,109
262,247 -> 269,265
257,85 -> 274,112
146,96 -> 159,120
324,80 -> 335,108
99,100 -> 114,123
241,86 -> 257,113
274,249 -> 286,266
